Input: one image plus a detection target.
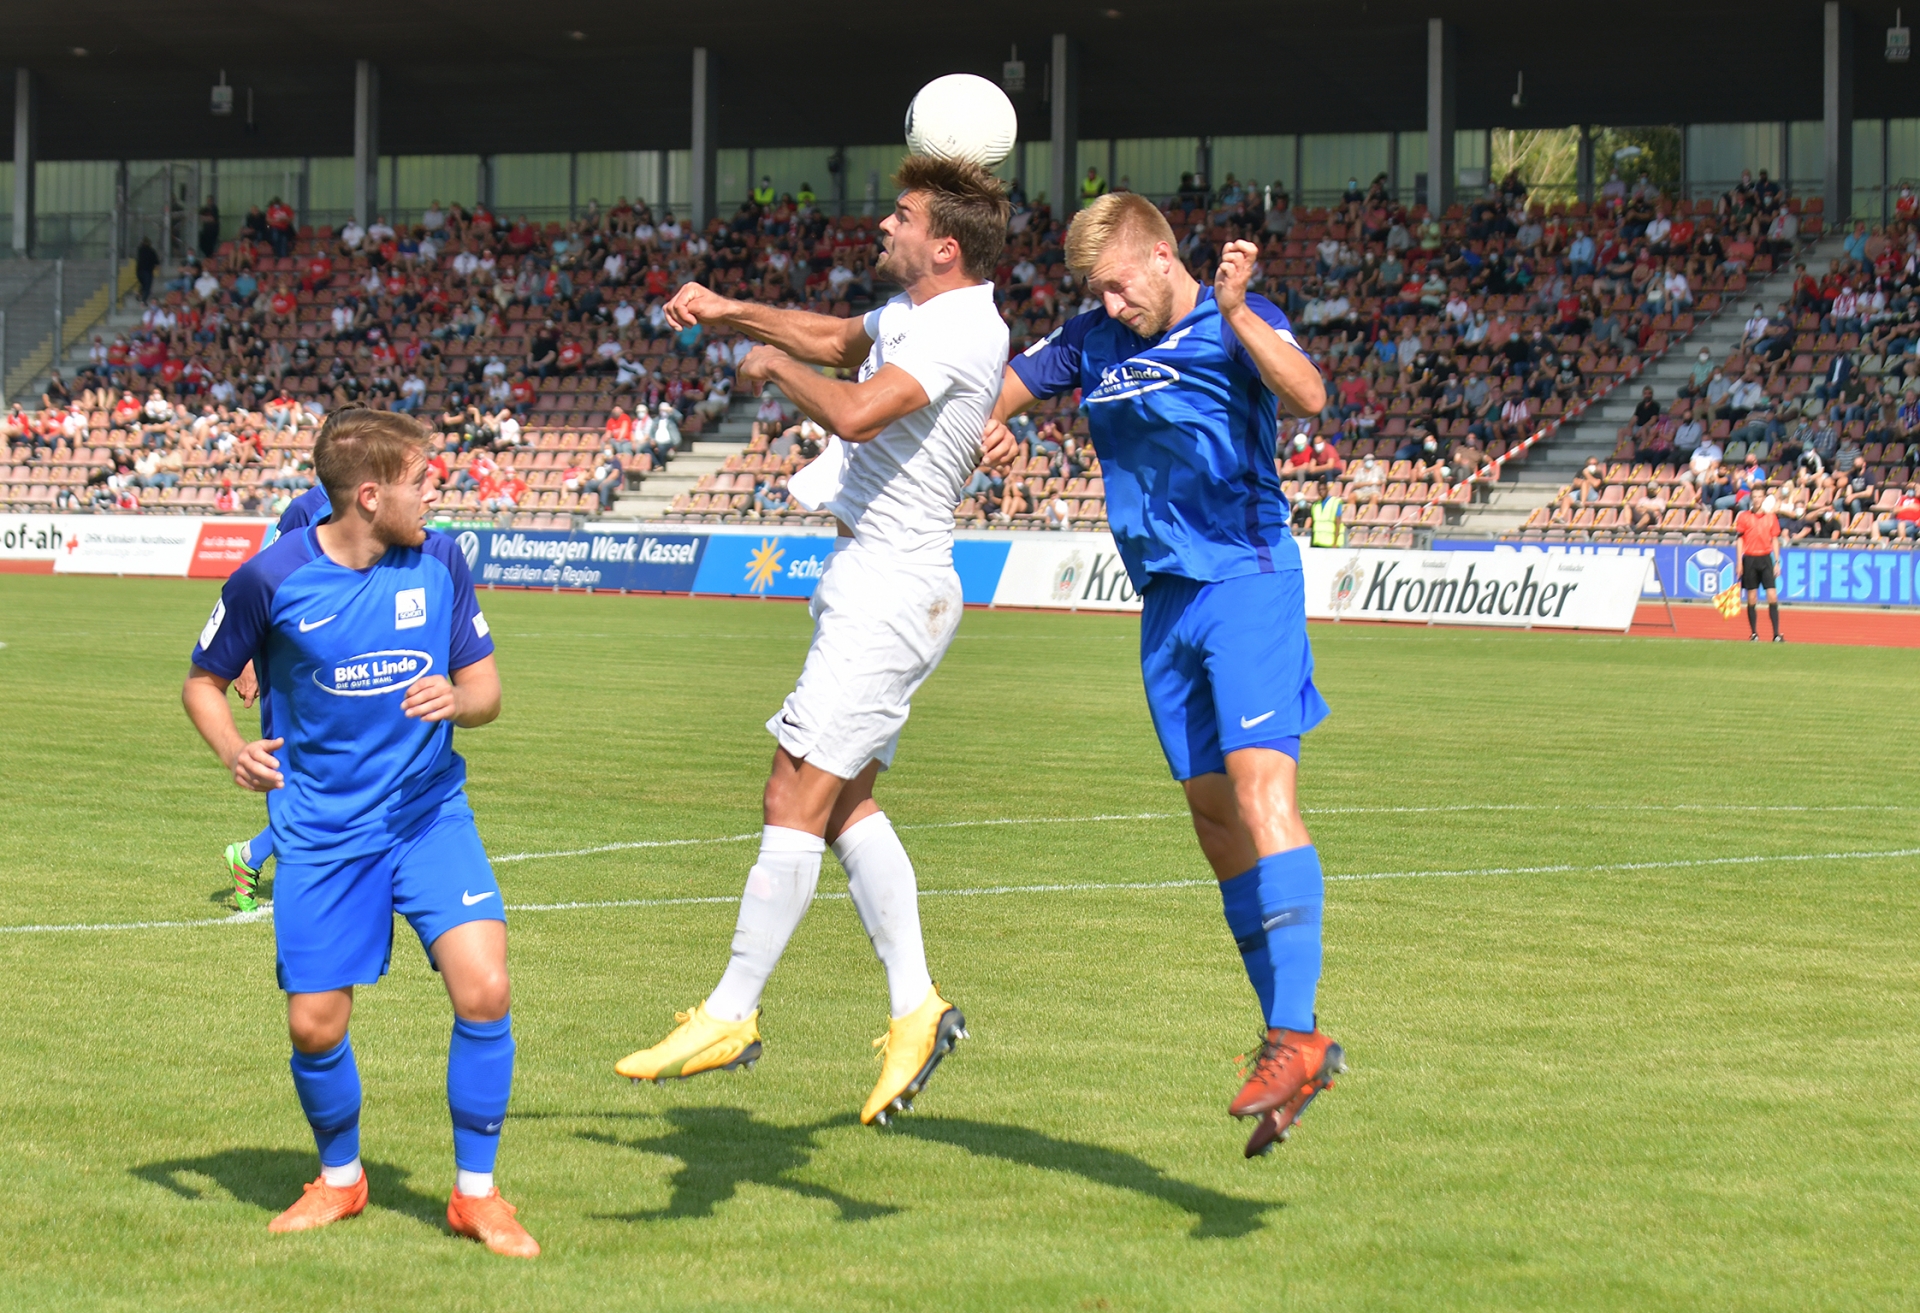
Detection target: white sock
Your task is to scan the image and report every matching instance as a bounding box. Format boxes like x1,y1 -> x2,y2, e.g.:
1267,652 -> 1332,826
706,826 -> 824,1022
834,812 -> 933,1019
321,1157 -> 363,1188
455,1169 -> 493,1198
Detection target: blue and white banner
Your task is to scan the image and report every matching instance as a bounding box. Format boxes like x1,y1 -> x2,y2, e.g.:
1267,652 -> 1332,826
455,525 -> 1918,616
1435,540 -> 1920,607
1780,547 -> 1920,605
454,527 -> 706,592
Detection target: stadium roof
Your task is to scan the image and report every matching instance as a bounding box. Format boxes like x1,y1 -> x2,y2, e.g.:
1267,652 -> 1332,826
7,2 -> 1916,159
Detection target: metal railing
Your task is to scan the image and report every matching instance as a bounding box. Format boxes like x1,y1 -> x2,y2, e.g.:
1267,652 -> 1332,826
0,258 -> 126,405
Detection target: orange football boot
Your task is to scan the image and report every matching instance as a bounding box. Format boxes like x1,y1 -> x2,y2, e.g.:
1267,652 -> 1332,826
1229,1027 -> 1345,1157
447,1188 -> 540,1258
267,1173 -> 368,1233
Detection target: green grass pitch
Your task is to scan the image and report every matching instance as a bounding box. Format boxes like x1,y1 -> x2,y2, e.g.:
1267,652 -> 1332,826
1,573 -> 1916,1311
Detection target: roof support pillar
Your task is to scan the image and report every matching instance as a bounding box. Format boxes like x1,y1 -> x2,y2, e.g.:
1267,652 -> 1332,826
690,47 -> 718,231
1048,33 -> 1079,218
353,60 -> 379,227
13,68 -> 35,255
1824,2 -> 1853,224
1425,18 -> 1456,218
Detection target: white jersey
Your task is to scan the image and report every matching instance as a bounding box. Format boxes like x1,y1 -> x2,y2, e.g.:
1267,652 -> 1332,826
824,282 -> 1008,566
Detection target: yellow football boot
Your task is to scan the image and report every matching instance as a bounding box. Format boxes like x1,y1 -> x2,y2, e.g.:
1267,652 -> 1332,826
861,986 -> 968,1125
615,1002 -> 762,1082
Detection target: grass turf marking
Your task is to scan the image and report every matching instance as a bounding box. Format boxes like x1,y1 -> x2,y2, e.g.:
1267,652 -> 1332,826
7,845 -> 1915,936
490,801 -> 1912,864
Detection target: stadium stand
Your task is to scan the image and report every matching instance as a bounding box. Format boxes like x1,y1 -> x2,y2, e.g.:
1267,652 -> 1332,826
6,169 -> 1911,545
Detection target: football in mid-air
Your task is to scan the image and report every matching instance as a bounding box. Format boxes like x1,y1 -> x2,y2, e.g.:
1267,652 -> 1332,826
904,73 -> 1018,167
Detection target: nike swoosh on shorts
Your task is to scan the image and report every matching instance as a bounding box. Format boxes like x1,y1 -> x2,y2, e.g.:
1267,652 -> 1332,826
1240,710 -> 1277,729
298,615 -> 338,632
462,890 -> 496,906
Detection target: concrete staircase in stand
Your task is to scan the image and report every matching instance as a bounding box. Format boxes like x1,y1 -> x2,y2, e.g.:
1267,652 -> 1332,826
1448,231 -> 1849,539
609,387 -> 765,521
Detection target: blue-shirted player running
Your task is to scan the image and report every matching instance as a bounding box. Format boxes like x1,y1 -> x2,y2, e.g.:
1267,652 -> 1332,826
222,479 -> 335,911
985,192 -> 1343,1158
182,410 -> 538,1256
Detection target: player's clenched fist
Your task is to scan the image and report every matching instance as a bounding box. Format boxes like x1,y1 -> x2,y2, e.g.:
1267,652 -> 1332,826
978,418 -> 1020,472
229,737 -> 285,792
1213,239 -> 1261,316
736,344 -> 790,386
662,282 -> 735,331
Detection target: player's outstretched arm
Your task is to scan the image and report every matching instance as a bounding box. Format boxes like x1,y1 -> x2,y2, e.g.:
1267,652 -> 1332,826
663,283 -> 871,369
738,347 -> 928,445
976,369 -> 1039,471
183,665 -> 285,791
991,368 -> 1038,423
1215,240 -> 1327,417
401,655 -> 501,728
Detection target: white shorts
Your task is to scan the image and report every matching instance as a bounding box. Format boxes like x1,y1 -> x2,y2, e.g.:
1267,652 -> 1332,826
767,544 -> 964,779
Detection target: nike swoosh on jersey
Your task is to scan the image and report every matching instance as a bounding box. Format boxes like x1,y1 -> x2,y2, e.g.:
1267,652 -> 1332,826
298,614 -> 338,632
461,890 -> 496,906
1240,710 -> 1277,729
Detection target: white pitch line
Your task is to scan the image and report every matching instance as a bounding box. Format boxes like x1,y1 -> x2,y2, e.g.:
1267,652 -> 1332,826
1331,847 -> 1920,884
494,834 -> 760,864
5,847 -> 1916,936
0,907 -> 273,935
491,802 -> 1914,865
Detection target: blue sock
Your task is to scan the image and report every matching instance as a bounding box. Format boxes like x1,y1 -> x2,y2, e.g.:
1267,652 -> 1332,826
1218,846 -> 1324,1033
447,1014 -> 515,1173
289,1037 -> 362,1167
244,825 -> 274,870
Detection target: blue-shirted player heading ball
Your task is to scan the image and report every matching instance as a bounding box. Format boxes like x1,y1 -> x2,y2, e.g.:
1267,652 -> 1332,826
182,408 -> 538,1257
990,192 -> 1346,1158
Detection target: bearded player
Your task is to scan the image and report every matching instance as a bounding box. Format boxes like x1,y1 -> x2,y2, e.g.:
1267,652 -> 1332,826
615,157 -> 1010,1126
983,192 -> 1342,1157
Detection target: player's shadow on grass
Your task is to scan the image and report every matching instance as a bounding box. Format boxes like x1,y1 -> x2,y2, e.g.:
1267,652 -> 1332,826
581,1107 -> 900,1223
893,1117 -> 1277,1240
132,1148 -> 446,1227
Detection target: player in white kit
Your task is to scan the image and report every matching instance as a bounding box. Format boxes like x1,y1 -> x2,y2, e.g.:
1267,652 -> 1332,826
616,156 -> 1013,1125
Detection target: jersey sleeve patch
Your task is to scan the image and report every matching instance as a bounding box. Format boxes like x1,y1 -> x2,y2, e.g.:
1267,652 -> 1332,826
198,599 -> 226,650
190,559 -> 276,679
426,532 -> 496,670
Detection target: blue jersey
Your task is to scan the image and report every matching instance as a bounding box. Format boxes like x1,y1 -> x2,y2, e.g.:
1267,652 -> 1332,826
1008,288 -> 1307,589
248,485 -> 338,743
190,528 -> 495,864
263,484 -> 334,549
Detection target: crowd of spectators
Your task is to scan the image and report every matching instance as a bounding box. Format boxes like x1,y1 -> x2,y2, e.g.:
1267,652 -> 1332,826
1522,210 -> 1920,544
8,160 -> 1902,543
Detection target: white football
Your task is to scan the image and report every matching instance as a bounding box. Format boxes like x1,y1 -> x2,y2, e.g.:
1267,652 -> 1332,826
904,73 -> 1018,168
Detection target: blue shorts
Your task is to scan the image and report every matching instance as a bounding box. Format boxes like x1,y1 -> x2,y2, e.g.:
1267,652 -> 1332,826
1139,570 -> 1330,781
272,800 -> 504,994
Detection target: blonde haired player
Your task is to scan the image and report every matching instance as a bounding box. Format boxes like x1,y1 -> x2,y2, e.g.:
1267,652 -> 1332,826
615,157 -> 1014,1125
987,193 -> 1341,1157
